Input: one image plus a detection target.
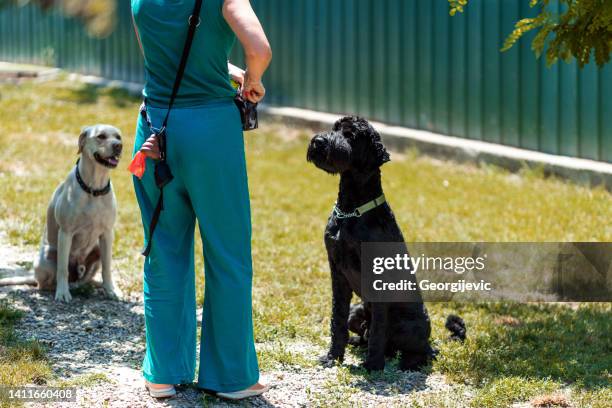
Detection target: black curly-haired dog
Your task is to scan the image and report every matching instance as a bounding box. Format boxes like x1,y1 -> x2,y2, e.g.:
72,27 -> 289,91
307,116 -> 465,371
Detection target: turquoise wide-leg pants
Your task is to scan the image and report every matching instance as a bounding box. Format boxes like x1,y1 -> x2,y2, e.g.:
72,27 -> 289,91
132,100 -> 259,392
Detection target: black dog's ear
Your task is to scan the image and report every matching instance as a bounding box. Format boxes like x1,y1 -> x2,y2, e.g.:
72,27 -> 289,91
376,139 -> 390,166
78,126 -> 90,154
359,133 -> 391,172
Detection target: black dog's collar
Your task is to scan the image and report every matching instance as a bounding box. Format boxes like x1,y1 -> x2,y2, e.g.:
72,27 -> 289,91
333,194 -> 386,219
75,159 -> 111,197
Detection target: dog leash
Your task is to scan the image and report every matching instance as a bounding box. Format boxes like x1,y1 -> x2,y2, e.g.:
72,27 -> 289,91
74,159 -> 112,197
332,194 -> 386,219
140,0 -> 203,257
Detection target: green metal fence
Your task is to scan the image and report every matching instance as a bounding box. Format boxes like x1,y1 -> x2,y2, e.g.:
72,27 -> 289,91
0,0 -> 610,162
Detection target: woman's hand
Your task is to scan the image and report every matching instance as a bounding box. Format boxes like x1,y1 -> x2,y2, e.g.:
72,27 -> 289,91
242,71 -> 265,103
228,62 -> 245,87
140,134 -> 161,159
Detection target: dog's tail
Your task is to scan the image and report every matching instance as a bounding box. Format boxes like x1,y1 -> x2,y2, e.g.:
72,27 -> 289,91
445,314 -> 466,342
0,276 -> 38,287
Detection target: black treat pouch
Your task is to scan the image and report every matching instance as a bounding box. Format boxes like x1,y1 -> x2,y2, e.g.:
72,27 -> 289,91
153,129 -> 174,188
234,93 -> 258,131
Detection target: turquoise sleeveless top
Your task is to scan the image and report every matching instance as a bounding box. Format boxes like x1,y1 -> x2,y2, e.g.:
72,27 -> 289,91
131,0 -> 236,107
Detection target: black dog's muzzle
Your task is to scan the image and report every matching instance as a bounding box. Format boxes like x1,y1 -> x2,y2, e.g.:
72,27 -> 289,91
306,135 -> 326,162
307,132 -> 351,174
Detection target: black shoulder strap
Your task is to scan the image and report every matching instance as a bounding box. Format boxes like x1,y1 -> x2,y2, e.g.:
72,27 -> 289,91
161,0 -> 203,130
142,0 -> 203,258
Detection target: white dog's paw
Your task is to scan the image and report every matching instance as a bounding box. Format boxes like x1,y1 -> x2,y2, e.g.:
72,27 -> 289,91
54,285 -> 72,302
103,284 -> 122,300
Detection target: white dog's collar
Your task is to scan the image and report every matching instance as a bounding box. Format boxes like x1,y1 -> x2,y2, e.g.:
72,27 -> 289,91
75,159 -> 111,197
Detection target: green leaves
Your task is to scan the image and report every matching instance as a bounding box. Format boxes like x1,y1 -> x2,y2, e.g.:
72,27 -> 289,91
450,0 -> 612,68
501,14 -> 549,55
448,0 -> 469,16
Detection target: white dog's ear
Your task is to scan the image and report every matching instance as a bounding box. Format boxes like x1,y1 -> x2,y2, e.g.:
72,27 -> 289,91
78,127 -> 90,154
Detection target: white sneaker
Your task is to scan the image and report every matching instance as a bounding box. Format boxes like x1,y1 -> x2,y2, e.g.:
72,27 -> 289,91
144,380 -> 176,398
216,383 -> 269,400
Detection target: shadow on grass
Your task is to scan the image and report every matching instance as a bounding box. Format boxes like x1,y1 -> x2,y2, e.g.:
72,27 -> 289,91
351,366 -> 429,396
61,83 -> 140,108
335,345 -> 431,396
436,302 -> 611,390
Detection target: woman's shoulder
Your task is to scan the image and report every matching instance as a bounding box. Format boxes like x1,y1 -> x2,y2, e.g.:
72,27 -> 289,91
131,0 -> 227,21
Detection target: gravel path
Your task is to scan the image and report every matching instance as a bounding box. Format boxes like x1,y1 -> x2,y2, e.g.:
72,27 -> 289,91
1,240 -> 458,407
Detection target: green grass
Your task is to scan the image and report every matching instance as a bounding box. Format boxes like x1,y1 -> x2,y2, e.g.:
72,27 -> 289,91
257,341 -> 319,371
0,299 -> 52,408
306,366 -> 359,408
469,377 -> 558,408
434,303 -> 611,388
53,372 -> 112,388
0,78 -> 611,407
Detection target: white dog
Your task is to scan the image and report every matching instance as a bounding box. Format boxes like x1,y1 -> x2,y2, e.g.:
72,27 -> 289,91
0,125 -> 122,302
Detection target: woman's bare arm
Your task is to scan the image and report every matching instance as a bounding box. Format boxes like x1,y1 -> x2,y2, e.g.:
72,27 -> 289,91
223,0 -> 272,102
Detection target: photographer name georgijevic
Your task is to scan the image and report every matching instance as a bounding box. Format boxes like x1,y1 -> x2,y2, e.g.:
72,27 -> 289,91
361,242 -> 612,303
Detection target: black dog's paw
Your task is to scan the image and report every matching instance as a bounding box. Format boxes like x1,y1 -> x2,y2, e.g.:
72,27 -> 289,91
319,353 -> 343,367
361,358 -> 385,372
